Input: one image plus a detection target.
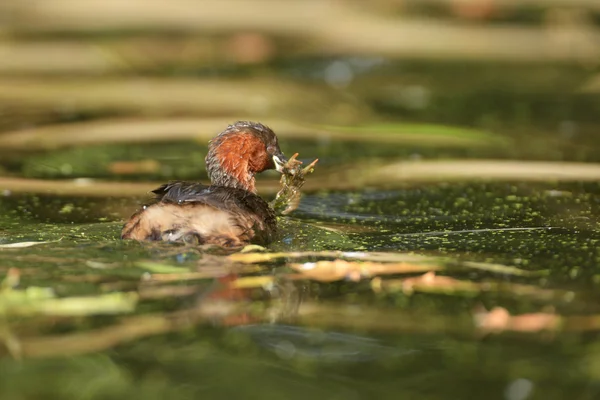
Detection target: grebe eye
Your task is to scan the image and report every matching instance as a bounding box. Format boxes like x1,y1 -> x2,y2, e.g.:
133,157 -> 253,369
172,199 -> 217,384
267,145 -> 276,154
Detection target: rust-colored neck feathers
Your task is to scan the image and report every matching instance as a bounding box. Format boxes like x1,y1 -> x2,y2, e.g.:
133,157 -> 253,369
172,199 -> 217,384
206,132 -> 270,193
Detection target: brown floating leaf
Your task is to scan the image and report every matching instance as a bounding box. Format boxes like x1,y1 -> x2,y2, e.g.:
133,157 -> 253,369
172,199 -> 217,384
373,271 -> 479,295
290,260 -> 442,282
228,250 -> 439,264
374,273 -> 570,302
474,307 -> 562,333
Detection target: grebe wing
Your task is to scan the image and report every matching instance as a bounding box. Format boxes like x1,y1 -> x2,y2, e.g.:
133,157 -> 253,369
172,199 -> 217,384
151,181 -> 210,202
150,181 -> 276,232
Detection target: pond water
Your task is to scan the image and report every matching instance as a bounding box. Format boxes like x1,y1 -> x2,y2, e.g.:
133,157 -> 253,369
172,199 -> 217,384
1,134 -> 599,399
1,9 -> 600,399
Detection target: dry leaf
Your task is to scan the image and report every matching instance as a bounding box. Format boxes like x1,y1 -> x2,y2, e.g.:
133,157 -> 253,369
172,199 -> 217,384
229,250 -> 445,265
394,271 -> 479,295
290,260 -> 441,282
374,272 -> 568,301
474,307 -> 562,333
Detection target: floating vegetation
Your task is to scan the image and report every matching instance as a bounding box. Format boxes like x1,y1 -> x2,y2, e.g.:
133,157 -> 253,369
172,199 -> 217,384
0,269 -> 138,317
271,152 -> 319,215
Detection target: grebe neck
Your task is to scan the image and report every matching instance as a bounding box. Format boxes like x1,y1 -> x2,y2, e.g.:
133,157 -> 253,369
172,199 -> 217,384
206,160 -> 256,193
205,134 -> 261,193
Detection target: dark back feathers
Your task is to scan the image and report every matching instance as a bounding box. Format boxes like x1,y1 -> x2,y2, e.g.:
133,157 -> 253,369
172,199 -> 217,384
150,181 -> 277,243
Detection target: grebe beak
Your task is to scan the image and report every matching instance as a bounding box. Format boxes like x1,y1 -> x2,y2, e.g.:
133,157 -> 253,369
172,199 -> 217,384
273,154 -> 287,173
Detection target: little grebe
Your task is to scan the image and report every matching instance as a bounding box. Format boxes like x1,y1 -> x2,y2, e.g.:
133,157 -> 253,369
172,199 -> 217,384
121,121 -> 287,248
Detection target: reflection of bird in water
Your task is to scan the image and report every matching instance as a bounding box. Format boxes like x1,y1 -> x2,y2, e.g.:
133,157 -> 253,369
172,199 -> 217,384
122,121 -> 288,248
233,324 -> 418,363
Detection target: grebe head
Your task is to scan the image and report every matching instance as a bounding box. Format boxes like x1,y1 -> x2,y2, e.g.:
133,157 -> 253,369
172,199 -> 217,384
206,121 -> 287,192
